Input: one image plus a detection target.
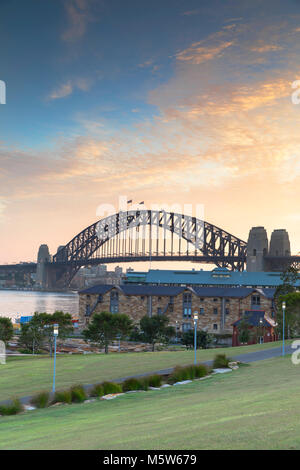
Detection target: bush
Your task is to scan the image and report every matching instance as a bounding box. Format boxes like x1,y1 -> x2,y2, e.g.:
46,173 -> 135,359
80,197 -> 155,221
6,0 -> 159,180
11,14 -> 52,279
0,398 -> 23,416
144,374 -> 163,388
213,354 -> 231,369
53,390 -> 72,404
168,364 -> 209,383
30,391 -> 49,408
122,377 -> 148,392
102,381 -> 122,395
89,384 -> 104,398
70,384 -> 87,403
168,365 -> 191,384
194,364 -> 209,378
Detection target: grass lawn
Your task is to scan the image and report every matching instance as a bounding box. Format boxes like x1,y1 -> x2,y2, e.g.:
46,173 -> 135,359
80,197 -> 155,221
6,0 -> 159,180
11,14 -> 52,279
1,355 -> 300,450
0,339 -> 291,401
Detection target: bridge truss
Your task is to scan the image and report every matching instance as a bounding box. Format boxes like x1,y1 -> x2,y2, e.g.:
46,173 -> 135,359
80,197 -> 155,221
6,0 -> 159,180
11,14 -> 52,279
52,210 -> 248,286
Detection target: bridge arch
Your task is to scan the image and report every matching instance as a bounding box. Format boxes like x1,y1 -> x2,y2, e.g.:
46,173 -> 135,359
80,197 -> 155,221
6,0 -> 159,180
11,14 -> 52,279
52,210 -> 247,287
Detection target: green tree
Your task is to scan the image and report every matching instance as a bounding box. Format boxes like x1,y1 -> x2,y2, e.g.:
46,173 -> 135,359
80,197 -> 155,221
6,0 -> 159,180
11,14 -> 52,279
29,311 -> 74,356
181,329 -> 212,350
0,317 -> 14,345
276,292 -> 300,339
237,318 -> 252,344
83,312 -> 133,354
18,322 -> 45,354
139,315 -> 175,352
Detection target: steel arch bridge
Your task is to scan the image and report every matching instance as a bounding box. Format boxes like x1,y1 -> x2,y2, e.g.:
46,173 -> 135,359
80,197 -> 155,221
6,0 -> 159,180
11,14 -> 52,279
51,210 -> 247,287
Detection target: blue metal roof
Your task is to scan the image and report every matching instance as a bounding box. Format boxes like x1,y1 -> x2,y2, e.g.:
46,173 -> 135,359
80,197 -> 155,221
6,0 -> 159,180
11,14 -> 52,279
119,285 -> 186,296
80,285 -> 114,295
233,311 -> 273,327
126,267 -> 300,288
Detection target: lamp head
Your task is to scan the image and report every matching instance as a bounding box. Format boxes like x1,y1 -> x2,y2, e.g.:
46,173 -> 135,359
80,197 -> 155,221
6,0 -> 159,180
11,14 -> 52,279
53,324 -> 59,336
282,301 -> 286,310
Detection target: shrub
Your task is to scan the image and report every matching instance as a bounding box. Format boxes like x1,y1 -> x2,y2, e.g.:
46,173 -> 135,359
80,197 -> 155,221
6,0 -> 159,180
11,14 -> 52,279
168,364 -> 209,383
213,354 -> 231,369
102,381 -> 122,395
168,365 -> 191,384
144,374 -> 163,388
122,377 -> 148,392
70,384 -> 87,403
30,391 -> 49,408
53,390 -> 72,404
0,398 -> 23,416
194,364 -> 209,378
89,384 -> 104,398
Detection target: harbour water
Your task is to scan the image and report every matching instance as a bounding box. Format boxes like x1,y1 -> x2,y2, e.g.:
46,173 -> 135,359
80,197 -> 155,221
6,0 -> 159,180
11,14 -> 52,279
0,290 -> 79,320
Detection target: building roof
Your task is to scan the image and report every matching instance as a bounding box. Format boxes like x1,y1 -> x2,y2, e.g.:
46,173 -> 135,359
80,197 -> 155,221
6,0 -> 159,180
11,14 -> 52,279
232,311 -> 273,327
119,285 -> 186,296
80,285 -> 114,295
79,284 -> 275,299
191,286 -> 271,298
125,267 -> 300,288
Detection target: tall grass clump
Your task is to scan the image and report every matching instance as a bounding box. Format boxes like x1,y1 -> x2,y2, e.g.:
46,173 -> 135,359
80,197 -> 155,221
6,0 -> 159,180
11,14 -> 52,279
89,384 -> 104,398
102,381 -> 122,395
168,364 -> 209,383
70,384 -> 87,403
144,374 -> 163,388
30,391 -> 49,408
0,398 -> 23,416
122,377 -> 148,392
53,390 -> 72,404
213,354 -> 231,369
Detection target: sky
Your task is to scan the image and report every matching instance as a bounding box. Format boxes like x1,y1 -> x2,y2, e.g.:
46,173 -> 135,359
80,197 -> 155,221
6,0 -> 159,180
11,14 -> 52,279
0,0 -> 300,266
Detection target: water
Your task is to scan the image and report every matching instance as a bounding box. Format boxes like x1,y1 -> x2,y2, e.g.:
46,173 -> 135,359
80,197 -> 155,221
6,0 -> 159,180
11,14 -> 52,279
0,290 -> 79,321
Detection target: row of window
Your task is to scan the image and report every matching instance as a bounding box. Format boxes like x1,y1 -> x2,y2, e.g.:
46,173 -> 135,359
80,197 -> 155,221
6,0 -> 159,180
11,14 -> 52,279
86,291 -> 261,315
182,323 -> 219,331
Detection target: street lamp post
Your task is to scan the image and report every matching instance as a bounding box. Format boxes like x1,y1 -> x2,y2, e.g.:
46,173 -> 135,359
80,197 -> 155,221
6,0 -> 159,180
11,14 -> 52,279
193,312 -> 198,365
175,321 -> 178,343
259,318 -> 263,344
52,324 -> 59,393
282,302 -> 286,356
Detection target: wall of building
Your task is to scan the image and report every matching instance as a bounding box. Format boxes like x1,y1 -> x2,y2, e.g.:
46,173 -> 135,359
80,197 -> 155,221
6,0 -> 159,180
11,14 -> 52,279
79,287 -> 274,335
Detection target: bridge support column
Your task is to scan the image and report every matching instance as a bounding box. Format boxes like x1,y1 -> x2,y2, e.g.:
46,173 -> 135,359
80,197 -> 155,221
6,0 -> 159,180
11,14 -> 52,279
246,227 -> 268,272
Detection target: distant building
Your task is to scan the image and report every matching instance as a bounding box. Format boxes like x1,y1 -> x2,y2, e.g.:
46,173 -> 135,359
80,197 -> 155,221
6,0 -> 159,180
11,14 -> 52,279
78,283 -> 276,343
123,267 -> 300,289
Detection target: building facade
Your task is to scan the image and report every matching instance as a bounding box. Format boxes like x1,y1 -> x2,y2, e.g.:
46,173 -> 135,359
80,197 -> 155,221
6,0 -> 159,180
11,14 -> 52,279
79,284 -> 275,338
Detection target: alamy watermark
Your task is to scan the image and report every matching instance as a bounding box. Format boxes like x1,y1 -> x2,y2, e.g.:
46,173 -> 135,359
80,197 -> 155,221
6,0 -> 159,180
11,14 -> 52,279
291,80 -> 300,104
0,80 -> 6,104
95,196 -> 205,249
0,340 -> 6,364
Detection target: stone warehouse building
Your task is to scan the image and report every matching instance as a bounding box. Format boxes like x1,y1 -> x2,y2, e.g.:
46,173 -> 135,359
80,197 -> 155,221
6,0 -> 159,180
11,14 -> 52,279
78,284 -> 276,339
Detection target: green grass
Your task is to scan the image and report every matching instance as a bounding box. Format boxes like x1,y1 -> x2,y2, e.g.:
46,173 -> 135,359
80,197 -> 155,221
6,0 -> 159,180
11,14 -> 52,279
0,340 -> 289,401
1,356 -> 300,449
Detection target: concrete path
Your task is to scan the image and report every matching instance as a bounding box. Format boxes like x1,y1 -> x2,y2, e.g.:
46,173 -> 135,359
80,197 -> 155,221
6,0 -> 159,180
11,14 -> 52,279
0,344 -> 292,407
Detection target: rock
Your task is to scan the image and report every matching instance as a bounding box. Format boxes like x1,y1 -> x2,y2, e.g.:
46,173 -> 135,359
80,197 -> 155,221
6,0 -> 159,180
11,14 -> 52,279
24,405 -> 36,411
101,393 -> 124,400
173,380 -> 193,386
212,368 -> 232,374
149,387 -> 160,390
160,384 -> 171,388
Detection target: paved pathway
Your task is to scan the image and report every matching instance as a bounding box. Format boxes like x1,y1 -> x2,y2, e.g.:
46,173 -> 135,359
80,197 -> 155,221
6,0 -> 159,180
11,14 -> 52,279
0,344 -> 293,407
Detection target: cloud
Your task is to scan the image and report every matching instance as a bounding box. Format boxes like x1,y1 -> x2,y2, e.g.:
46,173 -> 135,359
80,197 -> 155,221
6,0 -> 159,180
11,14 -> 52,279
47,77 -> 93,100
61,0 -> 99,42
175,40 -> 234,64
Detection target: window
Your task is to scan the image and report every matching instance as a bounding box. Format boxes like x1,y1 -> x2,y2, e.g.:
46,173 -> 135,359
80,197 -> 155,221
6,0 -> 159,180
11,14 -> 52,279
183,293 -> 192,318
182,323 -> 192,332
225,308 -> 230,315
200,298 -> 204,302
213,307 -> 218,315
225,299 -> 230,303
157,307 -> 162,315
110,291 -> 119,313
213,324 -> 218,330
213,298 -> 218,302
252,295 -> 261,306
200,308 -> 205,315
